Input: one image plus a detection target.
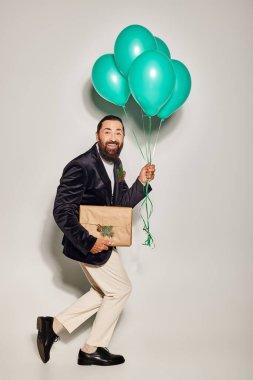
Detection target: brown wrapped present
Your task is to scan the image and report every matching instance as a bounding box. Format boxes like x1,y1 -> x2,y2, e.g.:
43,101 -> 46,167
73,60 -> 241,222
79,205 -> 132,246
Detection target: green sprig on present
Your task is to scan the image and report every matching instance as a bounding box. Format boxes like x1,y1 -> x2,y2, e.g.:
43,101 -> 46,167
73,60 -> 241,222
97,224 -> 114,238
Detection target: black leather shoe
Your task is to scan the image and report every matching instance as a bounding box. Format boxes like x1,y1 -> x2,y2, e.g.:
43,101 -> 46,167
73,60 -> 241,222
77,347 -> 125,366
36,316 -> 60,363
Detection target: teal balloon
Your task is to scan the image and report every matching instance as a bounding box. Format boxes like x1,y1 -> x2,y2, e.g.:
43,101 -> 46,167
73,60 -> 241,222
92,54 -> 130,106
128,50 -> 176,117
114,24 -> 157,77
157,59 -> 191,120
155,36 -> 171,58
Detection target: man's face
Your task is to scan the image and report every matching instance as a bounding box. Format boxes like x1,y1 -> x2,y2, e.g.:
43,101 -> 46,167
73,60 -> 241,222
96,120 -> 124,162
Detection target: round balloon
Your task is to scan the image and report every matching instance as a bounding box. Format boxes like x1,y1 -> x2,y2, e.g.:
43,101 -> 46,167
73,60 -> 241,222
92,54 -> 130,106
157,59 -> 191,120
128,50 -> 176,117
155,36 -> 171,58
114,24 -> 157,77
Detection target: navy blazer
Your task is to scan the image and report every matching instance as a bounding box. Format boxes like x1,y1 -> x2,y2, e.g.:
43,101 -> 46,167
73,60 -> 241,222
53,142 -> 152,265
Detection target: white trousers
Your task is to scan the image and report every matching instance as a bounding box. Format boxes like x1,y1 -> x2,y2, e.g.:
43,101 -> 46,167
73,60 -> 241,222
55,249 -> 132,347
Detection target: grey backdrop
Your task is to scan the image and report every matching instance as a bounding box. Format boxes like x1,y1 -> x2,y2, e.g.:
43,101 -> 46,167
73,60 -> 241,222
0,0 -> 252,379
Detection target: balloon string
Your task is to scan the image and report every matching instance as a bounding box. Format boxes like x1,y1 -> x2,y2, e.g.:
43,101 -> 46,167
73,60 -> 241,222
122,105 -> 128,119
122,106 -> 145,161
123,106 -> 155,248
148,116 -> 152,163
141,109 -> 149,162
152,119 -> 164,159
139,181 -> 155,248
139,116 -> 155,247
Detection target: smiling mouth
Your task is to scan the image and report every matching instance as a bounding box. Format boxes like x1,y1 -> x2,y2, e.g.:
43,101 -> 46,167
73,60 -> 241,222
107,143 -> 118,148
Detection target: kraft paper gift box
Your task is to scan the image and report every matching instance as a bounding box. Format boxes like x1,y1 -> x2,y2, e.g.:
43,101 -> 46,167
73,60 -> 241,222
79,205 -> 132,246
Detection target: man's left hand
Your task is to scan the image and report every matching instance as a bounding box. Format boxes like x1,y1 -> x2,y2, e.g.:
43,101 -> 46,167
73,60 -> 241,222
138,163 -> 156,185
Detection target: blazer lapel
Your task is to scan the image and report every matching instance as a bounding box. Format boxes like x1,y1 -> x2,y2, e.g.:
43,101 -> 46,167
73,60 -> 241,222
91,143 -> 112,201
113,158 -> 121,204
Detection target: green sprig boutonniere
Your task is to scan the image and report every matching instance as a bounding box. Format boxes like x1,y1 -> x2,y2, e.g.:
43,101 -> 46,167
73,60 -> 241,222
117,163 -> 126,183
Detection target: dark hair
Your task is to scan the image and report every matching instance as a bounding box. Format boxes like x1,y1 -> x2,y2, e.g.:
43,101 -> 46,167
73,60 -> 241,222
97,115 -> 125,135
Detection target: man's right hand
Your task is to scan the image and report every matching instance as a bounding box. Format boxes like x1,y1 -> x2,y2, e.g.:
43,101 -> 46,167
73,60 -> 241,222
90,238 -> 113,254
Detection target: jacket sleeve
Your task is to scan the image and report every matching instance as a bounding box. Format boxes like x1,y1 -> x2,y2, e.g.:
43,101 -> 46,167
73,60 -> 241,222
116,177 -> 152,208
53,162 -> 97,254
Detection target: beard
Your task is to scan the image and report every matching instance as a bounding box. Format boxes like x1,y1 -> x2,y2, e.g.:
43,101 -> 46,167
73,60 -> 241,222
97,140 -> 123,162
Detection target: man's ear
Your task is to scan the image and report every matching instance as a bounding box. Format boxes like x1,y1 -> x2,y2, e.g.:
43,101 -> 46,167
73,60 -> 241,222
96,132 -> 99,141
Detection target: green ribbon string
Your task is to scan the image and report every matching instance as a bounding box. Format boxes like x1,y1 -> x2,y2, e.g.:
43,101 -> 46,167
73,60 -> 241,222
141,109 -> 149,162
123,106 -> 146,161
148,116 -> 152,163
152,118 -> 164,159
138,115 -> 154,248
122,106 -> 155,248
139,180 -> 155,248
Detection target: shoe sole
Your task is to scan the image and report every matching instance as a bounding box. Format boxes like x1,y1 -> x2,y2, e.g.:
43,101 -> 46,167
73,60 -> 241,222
77,358 -> 125,366
37,317 -> 47,363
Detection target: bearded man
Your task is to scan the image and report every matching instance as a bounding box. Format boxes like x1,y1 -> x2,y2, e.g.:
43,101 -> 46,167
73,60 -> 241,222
36,115 -> 155,366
